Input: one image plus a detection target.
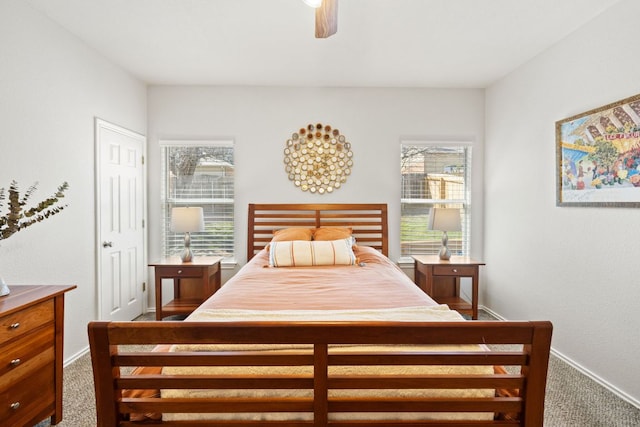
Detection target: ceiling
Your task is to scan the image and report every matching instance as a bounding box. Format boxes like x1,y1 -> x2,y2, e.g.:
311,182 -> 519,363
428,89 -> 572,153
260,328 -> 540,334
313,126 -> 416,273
25,0 -> 622,88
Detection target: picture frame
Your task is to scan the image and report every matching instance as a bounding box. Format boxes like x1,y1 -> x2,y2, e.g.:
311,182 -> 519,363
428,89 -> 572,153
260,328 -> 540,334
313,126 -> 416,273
556,93 -> 640,207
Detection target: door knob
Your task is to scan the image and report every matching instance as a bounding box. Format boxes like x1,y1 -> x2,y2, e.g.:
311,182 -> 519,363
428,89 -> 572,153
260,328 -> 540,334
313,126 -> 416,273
103,241 -> 113,248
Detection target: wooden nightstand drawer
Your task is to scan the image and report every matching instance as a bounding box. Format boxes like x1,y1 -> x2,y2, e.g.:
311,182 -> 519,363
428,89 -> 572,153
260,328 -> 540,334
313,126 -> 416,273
0,326 -> 54,378
433,265 -> 476,276
0,364 -> 55,426
0,300 -> 53,345
154,266 -> 204,278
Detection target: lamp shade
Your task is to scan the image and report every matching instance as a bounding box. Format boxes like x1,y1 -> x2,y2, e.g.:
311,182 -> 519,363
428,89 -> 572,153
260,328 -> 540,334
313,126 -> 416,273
428,208 -> 461,232
170,207 -> 204,233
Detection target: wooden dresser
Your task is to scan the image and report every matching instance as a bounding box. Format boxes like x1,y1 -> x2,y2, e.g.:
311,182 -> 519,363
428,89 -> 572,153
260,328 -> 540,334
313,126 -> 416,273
0,285 -> 75,426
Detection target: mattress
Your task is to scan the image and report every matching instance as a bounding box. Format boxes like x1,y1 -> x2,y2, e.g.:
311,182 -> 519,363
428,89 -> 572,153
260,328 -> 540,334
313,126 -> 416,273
162,305 -> 494,422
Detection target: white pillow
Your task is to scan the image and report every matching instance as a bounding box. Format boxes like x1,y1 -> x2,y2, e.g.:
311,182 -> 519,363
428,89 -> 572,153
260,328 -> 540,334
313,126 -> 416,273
268,238 -> 357,267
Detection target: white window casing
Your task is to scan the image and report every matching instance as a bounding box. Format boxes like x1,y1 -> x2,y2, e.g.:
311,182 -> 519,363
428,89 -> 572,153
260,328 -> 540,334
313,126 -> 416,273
400,140 -> 472,260
160,140 -> 234,260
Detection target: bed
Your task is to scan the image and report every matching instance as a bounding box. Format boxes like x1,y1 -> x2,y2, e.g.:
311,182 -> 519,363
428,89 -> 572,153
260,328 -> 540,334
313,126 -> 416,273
88,203 -> 553,426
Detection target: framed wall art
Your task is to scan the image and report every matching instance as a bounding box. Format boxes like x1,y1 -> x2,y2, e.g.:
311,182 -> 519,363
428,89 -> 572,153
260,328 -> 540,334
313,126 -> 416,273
556,93 -> 640,207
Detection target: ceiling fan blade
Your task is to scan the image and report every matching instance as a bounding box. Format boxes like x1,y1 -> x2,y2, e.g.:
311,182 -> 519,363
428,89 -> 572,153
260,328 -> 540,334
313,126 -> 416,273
315,0 -> 338,38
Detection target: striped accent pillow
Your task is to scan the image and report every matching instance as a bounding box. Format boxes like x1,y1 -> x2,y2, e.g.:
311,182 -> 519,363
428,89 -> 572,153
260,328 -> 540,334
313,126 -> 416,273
268,238 -> 357,267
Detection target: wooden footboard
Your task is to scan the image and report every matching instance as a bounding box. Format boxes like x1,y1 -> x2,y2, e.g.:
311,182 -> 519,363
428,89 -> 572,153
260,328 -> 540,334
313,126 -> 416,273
88,320 -> 552,427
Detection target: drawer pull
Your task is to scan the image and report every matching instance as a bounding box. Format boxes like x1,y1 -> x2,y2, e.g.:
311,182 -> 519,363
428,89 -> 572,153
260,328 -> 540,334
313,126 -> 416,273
10,358 -> 21,366
177,270 -> 183,274
10,322 -> 20,329
10,402 -> 20,410
452,268 -> 458,273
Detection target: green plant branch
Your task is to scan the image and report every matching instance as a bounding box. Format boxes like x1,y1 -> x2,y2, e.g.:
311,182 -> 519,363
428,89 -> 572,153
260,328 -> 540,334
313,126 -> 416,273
0,181 -> 69,241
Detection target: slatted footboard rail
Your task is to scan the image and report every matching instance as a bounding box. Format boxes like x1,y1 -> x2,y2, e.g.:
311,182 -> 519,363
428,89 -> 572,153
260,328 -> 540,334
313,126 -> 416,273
88,320 -> 552,427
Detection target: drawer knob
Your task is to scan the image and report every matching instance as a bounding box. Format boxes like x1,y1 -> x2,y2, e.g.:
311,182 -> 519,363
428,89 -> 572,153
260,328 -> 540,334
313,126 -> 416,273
452,268 -> 458,273
10,358 -> 21,366
10,402 -> 20,410
177,270 -> 183,274
10,322 -> 20,329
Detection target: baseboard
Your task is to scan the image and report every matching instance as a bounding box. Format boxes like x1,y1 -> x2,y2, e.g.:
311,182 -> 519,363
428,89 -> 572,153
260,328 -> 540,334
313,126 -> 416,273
65,309 -> 160,366
550,348 -> 640,409
478,305 -> 506,320
479,305 -> 640,410
64,346 -> 89,368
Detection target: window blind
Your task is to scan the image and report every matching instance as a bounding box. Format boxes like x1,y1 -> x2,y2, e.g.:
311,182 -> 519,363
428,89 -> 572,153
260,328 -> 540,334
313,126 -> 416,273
400,142 -> 471,258
161,140 -> 234,259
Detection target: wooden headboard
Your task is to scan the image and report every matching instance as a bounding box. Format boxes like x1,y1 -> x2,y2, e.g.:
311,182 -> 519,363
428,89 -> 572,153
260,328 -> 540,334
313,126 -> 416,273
247,203 -> 388,261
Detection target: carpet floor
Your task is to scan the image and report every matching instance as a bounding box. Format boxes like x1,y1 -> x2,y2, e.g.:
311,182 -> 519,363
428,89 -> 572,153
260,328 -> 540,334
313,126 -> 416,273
35,310 -> 640,426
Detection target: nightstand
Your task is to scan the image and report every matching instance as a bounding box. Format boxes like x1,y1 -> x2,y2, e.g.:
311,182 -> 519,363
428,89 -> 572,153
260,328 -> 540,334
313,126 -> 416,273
149,256 -> 222,320
412,255 -> 484,319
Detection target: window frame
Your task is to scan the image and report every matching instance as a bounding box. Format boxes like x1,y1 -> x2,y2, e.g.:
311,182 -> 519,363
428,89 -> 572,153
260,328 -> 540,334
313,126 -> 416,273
400,140 -> 472,261
160,139 -> 235,261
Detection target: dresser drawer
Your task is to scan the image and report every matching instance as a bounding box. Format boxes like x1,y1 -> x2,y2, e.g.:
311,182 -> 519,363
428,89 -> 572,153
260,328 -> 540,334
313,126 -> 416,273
0,364 -> 55,426
433,265 -> 477,276
0,285 -> 74,426
0,325 -> 54,378
0,300 -> 53,345
155,266 -> 204,278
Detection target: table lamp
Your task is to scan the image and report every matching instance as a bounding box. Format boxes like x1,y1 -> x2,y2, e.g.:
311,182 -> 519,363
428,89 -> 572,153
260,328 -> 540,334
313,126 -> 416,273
170,207 -> 204,262
428,208 -> 461,260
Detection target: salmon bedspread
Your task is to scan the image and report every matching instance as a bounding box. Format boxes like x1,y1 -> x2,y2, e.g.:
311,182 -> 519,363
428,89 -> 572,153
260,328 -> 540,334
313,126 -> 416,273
126,246 -> 497,423
196,245 -> 436,312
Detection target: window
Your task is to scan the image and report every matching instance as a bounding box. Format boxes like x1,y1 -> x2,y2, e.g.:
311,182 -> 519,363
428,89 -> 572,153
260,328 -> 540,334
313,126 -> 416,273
161,140 -> 234,260
400,142 -> 471,259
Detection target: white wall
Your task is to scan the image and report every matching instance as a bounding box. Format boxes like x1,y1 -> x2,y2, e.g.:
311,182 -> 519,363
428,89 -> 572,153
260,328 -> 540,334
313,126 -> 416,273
0,1 -> 147,360
147,85 -> 485,267
485,0 -> 640,405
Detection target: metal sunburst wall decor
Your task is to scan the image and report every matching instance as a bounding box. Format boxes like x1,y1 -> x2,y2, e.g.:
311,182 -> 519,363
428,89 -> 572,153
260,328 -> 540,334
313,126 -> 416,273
283,123 -> 354,194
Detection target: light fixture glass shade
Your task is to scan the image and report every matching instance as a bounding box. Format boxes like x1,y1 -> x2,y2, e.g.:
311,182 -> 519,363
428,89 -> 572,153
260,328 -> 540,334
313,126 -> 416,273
171,207 -> 204,262
428,208 -> 461,260
303,0 -> 322,8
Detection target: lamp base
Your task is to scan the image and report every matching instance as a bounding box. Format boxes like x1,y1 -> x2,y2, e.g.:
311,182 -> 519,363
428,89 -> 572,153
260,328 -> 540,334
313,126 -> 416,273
438,246 -> 451,260
180,247 -> 194,263
180,232 -> 194,262
438,231 -> 451,260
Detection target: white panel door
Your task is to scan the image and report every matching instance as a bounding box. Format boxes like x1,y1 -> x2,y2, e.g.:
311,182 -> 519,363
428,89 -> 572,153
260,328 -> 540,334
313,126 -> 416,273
96,118 -> 146,321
